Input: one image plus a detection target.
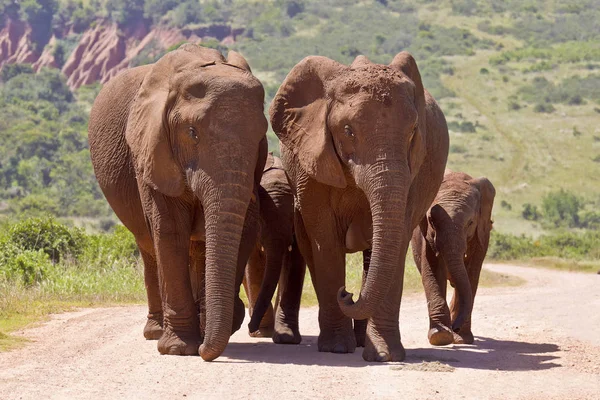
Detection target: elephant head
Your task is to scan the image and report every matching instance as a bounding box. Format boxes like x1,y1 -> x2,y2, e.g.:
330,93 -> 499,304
270,52 -> 429,320
426,171 -> 496,331
126,44 -> 268,360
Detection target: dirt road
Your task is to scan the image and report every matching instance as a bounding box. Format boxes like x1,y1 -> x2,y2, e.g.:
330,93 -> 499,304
1,264 -> 599,400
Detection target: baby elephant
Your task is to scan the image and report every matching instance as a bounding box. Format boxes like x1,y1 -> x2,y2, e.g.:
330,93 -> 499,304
244,154 -> 306,344
411,170 -> 495,345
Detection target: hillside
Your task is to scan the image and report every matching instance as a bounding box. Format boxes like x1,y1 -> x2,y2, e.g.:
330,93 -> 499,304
0,0 -> 599,236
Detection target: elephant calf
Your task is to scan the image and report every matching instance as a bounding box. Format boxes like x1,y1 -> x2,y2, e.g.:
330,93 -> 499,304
243,153 -> 306,345
411,170 -> 496,345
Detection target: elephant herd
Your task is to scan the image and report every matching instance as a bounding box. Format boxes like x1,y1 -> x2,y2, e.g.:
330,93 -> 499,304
88,43 -> 496,362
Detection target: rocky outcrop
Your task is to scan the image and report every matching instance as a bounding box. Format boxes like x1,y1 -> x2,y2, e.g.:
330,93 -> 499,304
62,23 -> 127,88
0,18 -> 245,88
0,20 -> 38,68
32,36 -> 58,71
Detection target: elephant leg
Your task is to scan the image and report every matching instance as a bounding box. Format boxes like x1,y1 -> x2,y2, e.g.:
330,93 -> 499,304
423,250 -> 453,346
234,196 -> 262,336
273,236 -> 305,344
154,231 -> 200,356
353,249 -> 371,347
309,218 -> 355,353
451,246 -> 484,344
362,240 -> 409,362
139,243 -> 164,341
244,244 -> 275,338
189,240 -> 206,342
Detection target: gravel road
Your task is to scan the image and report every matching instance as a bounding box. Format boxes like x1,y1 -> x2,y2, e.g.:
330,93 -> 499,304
1,264 -> 599,400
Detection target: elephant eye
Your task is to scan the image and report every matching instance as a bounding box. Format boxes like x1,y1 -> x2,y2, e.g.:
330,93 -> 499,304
188,127 -> 199,141
344,125 -> 354,138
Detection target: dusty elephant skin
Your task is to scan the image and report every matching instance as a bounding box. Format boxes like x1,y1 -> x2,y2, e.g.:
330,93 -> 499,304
88,44 -> 268,361
244,154 -> 306,345
412,170 -> 496,346
270,52 -> 449,362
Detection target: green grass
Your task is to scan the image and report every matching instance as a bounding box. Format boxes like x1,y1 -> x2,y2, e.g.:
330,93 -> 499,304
525,257 -> 600,274
0,262 -> 146,351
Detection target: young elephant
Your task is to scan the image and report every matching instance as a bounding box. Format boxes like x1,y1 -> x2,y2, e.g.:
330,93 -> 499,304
88,44 -> 268,361
243,153 -> 306,344
411,170 -> 496,345
270,52 -> 449,362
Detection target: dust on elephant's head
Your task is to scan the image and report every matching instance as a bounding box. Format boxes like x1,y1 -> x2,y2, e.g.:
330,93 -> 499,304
125,44 -> 268,199
270,52 -> 427,190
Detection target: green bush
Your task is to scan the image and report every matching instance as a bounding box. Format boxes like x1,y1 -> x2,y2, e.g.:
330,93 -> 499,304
542,189 -> 582,228
488,230 -> 600,261
7,216 -> 86,262
533,103 -> 555,113
2,249 -> 53,286
447,121 -> 477,133
450,144 -> 468,154
522,203 -> 540,221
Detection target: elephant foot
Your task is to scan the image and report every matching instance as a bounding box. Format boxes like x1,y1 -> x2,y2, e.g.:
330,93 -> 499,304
157,327 -> 200,356
362,335 -> 405,362
248,305 -> 275,338
143,313 -> 163,340
453,330 -> 474,344
273,321 -> 301,344
231,296 -> 246,336
318,325 -> 356,354
353,319 -> 368,348
249,324 -> 274,338
428,324 -> 454,346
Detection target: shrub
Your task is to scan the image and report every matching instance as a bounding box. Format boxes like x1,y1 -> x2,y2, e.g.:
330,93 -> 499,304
2,249 -> 53,286
488,230 -> 600,261
533,103 -> 555,113
522,203 -> 540,221
7,216 -> 86,262
508,101 -> 521,111
500,200 -> 512,210
449,144 -> 468,154
541,189 -> 582,228
447,121 -> 477,133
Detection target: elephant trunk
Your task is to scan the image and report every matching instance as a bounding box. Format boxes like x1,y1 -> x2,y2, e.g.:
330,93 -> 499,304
338,161 -> 407,320
443,250 -> 473,332
248,237 -> 286,333
199,184 -> 251,361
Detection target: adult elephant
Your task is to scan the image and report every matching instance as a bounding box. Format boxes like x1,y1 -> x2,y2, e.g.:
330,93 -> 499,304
411,170 -> 496,345
244,153 -> 306,344
88,44 -> 268,361
270,52 -> 449,361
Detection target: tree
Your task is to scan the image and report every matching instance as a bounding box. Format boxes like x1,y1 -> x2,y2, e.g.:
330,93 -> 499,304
542,189 -> 583,228
20,0 -> 58,51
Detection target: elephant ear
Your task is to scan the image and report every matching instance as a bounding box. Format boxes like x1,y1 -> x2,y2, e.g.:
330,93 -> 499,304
428,204 -> 445,256
471,177 -> 496,249
389,52 -> 427,180
126,53 -> 184,197
350,55 -> 372,69
269,56 -> 347,188
226,50 -> 252,72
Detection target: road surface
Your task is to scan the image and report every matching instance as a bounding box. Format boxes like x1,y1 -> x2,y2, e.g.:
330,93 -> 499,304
1,264 -> 599,400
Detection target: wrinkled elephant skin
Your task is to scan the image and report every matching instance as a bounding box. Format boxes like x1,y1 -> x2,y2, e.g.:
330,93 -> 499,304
412,170 -> 496,345
88,44 -> 268,361
270,52 -> 449,362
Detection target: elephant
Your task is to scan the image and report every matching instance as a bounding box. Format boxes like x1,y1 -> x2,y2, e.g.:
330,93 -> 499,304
88,44 -> 268,361
411,170 -> 496,345
243,153 -> 306,344
269,51 -> 449,362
